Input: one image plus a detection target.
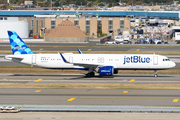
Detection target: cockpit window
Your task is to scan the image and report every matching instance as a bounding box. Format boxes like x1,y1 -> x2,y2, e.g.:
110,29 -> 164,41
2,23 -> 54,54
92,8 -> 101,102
163,59 -> 170,61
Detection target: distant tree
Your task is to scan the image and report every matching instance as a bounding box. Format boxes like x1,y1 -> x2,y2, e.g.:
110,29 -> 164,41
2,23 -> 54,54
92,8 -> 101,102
54,1 -> 59,6
75,0 -> 87,5
108,2 -> 112,7
45,1 -> 50,7
136,1 -> 142,5
2,5 -> 7,10
98,3 -> 105,6
87,2 -> 93,7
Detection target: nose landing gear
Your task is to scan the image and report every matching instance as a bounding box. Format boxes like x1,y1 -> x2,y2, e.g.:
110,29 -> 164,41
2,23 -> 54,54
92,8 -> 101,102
154,70 -> 158,78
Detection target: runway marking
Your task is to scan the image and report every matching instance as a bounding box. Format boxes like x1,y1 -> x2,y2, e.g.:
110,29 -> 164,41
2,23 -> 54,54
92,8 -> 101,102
173,99 -> 179,102
123,91 -> 128,93
136,49 -> 140,51
88,49 -> 92,51
67,98 -> 76,101
39,48 -> 43,50
129,79 -> 135,82
35,79 -> 43,82
35,90 -> 41,92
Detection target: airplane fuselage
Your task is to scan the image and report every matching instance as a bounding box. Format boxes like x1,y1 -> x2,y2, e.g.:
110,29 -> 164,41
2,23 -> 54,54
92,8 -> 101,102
5,53 -> 176,70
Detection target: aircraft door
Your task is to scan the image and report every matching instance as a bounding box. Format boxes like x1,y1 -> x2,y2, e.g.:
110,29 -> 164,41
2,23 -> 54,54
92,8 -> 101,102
153,56 -> 158,65
69,56 -> 73,63
32,55 -> 36,65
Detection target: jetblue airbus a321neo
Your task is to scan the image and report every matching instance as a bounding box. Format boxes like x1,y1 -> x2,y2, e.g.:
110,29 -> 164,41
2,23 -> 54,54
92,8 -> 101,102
5,31 -> 176,77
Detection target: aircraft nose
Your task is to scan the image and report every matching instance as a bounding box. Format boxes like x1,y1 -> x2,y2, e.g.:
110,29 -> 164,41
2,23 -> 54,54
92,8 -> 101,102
171,61 -> 176,68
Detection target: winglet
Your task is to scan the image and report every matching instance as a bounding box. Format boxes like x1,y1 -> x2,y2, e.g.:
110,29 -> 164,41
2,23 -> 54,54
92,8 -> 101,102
60,53 -> 69,63
77,48 -> 83,54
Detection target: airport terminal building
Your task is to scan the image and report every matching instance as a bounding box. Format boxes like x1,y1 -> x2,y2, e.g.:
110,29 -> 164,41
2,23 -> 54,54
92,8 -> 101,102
0,10 -> 179,38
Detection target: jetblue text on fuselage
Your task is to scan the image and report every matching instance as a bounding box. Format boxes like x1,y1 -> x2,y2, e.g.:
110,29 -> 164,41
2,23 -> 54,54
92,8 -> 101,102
123,56 -> 150,64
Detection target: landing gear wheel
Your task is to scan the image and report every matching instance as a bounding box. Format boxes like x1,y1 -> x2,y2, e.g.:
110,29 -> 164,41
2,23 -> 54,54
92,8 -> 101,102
90,72 -> 95,77
154,70 -> 158,78
154,74 -> 158,78
86,72 -> 95,77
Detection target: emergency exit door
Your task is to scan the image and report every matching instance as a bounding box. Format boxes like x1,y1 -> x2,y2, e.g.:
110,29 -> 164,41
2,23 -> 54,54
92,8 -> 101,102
153,56 -> 158,65
32,55 -> 36,65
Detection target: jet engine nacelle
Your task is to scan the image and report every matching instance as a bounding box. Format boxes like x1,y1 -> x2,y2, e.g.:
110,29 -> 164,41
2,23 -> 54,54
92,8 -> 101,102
114,69 -> 118,74
99,66 -> 114,76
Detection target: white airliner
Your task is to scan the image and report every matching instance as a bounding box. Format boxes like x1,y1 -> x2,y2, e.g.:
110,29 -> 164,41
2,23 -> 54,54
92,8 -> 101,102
5,31 -> 176,77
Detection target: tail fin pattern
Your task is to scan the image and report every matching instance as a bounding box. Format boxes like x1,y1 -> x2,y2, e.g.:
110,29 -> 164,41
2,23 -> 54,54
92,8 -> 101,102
7,31 -> 35,55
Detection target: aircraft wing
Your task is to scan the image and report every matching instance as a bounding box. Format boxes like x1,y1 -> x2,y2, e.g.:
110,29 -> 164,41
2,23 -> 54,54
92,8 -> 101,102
73,63 -> 99,68
60,53 -> 99,69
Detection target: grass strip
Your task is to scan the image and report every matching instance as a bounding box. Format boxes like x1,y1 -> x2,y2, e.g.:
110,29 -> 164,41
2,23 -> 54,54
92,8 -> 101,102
1,83 -> 180,89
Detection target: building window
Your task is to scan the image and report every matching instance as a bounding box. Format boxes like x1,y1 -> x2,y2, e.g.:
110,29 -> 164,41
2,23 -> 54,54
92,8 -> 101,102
86,20 -> 90,25
120,20 -> 124,29
51,20 -> 55,29
97,20 -> 101,31
4,17 -> 7,20
74,20 -> 79,26
97,20 -> 101,25
109,20 -> 113,30
0,17 -> 3,20
86,20 -> 90,35
32,19 -> 33,29
41,19 -> 43,27
36,19 -> 38,34
97,20 -> 102,36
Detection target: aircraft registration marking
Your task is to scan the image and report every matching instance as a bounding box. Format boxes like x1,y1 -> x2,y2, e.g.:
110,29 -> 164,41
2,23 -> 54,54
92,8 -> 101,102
136,49 -> 140,51
35,79 -> 43,82
123,91 -> 128,93
173,99 -> 179,102
129,79 -> 135,82
67,98 -> 76,101
35,90 -> 41,92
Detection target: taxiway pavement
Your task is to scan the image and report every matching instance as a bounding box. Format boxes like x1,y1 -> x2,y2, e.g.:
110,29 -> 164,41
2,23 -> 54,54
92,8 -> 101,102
0,73 -> 180,84
0,88 -> 180,106
0,74 -> 180,106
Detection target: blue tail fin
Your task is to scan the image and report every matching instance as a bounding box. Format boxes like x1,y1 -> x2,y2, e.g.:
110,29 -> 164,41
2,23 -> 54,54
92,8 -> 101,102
7,31 -> 35,55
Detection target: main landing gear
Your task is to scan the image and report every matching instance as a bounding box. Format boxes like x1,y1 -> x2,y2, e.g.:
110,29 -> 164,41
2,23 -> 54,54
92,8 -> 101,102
154,70 -> 158,78
85,68 -> 95,77
85,72 -> 95,77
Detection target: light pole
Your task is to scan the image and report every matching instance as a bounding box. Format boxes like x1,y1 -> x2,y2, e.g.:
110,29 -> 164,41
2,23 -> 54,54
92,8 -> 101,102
51,0 -> 52,9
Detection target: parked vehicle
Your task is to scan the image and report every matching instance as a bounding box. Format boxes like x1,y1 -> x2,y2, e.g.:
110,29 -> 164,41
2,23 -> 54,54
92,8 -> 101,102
105,41 -> 116,45
114,36 -> 124,43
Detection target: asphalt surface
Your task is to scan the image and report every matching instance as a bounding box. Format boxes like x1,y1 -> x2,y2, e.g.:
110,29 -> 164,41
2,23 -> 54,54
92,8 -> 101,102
0,74 -> 180,105
0,41 -> 180,107
0,88 -> 180,105
1,41 -> 180,52
0,73 -> 179,84
1,112 -> 180,120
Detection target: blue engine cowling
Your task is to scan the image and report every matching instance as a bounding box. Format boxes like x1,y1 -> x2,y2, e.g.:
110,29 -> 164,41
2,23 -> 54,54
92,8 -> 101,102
99,66 -> 114,76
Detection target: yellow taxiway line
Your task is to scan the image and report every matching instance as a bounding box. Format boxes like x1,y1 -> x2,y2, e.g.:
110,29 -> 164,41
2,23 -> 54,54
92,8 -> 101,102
123,91 -> 128,93
67,98 -> 76,101
129,79 -> 135,82
35,79 -> 43,82
35,90 -> 41,92
173,99 -> 179,102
